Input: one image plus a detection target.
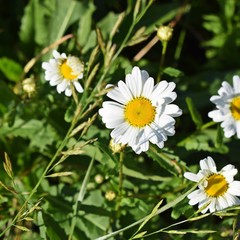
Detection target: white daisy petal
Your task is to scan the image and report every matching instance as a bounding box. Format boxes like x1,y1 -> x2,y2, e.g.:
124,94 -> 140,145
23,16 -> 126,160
57,81 -> 68,93
233,75 -> 240,93
200,157 -> 216,171
184,172 -> 199,182
42,50 -> 84,97
142,77 -> 154,98
228,181 -> 240,196
73,81 -> 84,93
184,156 -> 240,214
65,87 -> 72,97
209,75 -> 240,138
99,66 -> 182,154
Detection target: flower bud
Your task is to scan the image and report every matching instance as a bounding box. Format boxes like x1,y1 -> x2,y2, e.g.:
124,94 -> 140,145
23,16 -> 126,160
157,25 -> 173,42
109,139 -> 126,153
94,174 -> 104,184
22,77 -> 36,97
105,190 -> 116,201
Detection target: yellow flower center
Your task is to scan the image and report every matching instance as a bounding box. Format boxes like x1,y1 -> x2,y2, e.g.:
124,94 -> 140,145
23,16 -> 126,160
230,96 -> 240,120
205,174 -> 228,197
125,97 -> 156,127
60,61 -> 78,80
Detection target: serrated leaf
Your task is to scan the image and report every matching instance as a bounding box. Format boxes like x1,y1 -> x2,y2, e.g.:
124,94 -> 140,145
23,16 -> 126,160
178,129 -> 229,153
0,118 -> 59,152
0,57 -> 23,82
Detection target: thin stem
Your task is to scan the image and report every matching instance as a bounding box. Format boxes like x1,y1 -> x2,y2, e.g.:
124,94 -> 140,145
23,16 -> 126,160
68,157 -> 95,240
157,41 -> 168,82
133,35 -> 159,62
115,152 -> 124,219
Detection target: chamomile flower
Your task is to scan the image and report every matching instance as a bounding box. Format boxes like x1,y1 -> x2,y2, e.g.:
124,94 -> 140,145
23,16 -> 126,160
42,50 -> 84,96
184,156 -> 240,213
208,75 -> 240,138
99,66 -> 182,154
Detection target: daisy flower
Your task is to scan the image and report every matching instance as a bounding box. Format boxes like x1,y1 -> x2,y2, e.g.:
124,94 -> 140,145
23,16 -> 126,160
42,50 -> 84,96
208,75 -> 240,138
99,66 -> 182,154
184,156 -> 240,213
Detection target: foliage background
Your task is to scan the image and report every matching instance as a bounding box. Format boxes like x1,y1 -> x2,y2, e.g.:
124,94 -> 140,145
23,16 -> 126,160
0,0 -> 240,239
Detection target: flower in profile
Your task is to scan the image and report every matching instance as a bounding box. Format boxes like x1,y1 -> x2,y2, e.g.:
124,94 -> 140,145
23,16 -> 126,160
208,75 -> 240,138
42,50 -> 84,97
99,66 -> 182,154
184,156 -> 240,213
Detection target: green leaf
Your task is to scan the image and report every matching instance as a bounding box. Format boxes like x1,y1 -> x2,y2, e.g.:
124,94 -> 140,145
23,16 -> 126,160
0,57 -> 23,82
14,225 -> 30,232
77,2 -> 96,50
64,102 -> 75,123
0,118 -> 59,151
147,147 -> 182,176
186,97 -> 203,129
163,67 -> 184,77
41,212 -> 67,240
48,0 -> 88,45
19,0 -> 54,46
37,211 -> 47,240
178,129 -> 229,153
132,231 -> 147,239
123,165 -> 171,181
136,200 -> 163,234
203,15 -> 224,35
97,12 -> 120,40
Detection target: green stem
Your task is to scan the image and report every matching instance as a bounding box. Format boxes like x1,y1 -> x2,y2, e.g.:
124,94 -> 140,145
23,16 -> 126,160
157,41 -> 168,82
115,152 -> 124,219
68,157 -> 95,240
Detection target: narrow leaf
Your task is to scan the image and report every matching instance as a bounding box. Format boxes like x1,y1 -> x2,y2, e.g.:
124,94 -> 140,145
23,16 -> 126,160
14,225 -> 30,232
186,97 -> 203,129
163,67 -> 184,77
46,172 -> 73,178
3,152 -> 14,179
137,200 -> 163,232
132,231 -> 147,239
0,57 -> 23,82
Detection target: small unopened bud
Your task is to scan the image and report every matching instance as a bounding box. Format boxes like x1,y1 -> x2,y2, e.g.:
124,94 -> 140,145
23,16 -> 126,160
157,25 -> 173,42
22,77 -> 36,97
109,139 -> 126,153
94,174 -> 104,184
105,190 -> 116,201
